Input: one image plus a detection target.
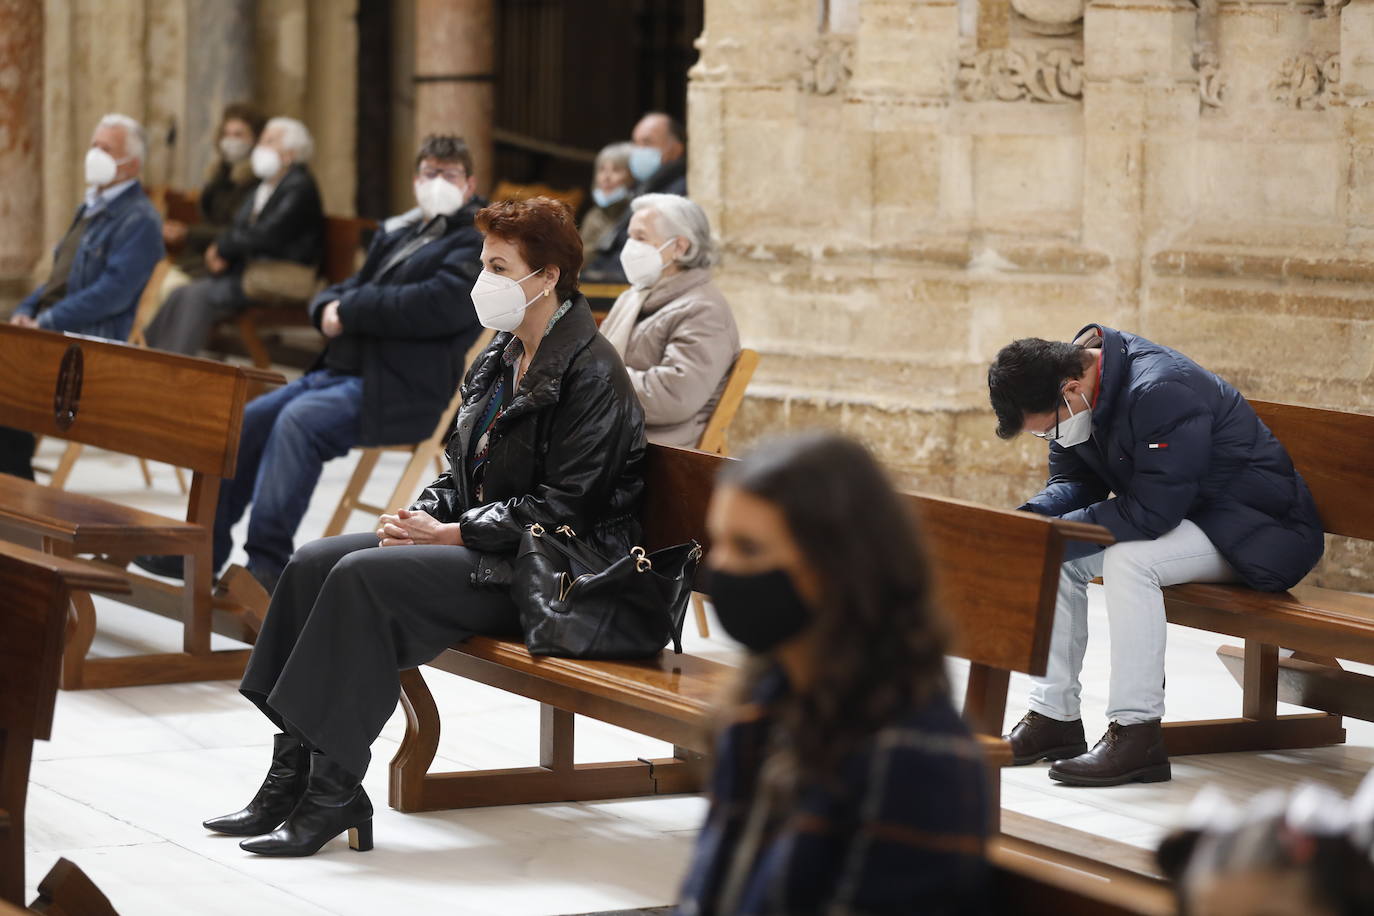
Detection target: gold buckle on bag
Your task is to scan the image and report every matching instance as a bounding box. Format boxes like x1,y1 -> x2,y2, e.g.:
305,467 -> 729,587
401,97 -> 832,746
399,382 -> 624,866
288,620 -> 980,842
631,546 -> 652,573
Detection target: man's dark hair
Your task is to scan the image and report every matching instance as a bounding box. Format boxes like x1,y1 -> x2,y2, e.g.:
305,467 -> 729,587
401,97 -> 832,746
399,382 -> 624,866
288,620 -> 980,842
987,338 -> 1095,440
414,134 -> 474,176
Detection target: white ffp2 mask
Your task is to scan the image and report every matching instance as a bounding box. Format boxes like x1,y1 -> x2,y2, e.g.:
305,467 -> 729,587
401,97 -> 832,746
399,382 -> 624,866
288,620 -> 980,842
1036,392 -> 1093,448
414,177 -> 467,219
619,237 -> 676,289
84,148 -> 123,187
470,268 -> 544,332
251,145 -> 283,180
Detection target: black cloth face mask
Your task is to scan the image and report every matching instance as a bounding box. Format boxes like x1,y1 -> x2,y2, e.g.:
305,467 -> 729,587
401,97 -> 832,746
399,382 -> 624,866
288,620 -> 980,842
704,567 -> 813,654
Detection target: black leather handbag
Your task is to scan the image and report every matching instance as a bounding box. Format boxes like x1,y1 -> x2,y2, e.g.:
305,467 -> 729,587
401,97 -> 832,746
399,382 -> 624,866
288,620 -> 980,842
512,522 -> 702,659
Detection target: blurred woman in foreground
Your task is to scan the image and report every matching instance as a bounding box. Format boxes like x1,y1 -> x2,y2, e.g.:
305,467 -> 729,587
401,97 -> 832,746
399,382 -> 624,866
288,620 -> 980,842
677,432 -> 989,915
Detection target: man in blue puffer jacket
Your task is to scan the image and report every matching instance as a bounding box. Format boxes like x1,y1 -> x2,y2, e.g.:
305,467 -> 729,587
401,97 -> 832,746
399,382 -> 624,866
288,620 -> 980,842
987,324 -> 1323,786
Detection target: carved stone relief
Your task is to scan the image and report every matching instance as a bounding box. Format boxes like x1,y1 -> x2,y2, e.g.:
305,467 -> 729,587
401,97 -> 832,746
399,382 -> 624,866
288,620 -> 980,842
1193,0 -> 1225,109
798,34 -> 854,95
1273,54 -> 1341,110
957,48 -> 1083,103
1010,0 -> 1084,36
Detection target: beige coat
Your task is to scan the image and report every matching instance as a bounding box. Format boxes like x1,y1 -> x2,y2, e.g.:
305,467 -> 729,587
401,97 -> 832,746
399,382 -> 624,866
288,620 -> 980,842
604,268 -> 740,447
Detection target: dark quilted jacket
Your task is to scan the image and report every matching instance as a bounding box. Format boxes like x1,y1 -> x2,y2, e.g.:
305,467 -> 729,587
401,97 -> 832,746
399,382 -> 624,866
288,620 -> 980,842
1021,324 -> 1324,591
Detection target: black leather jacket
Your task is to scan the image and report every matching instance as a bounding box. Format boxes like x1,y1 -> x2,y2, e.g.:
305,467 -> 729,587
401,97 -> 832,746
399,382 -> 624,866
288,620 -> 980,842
411,297 -> 646,585
215,163 -> 324,268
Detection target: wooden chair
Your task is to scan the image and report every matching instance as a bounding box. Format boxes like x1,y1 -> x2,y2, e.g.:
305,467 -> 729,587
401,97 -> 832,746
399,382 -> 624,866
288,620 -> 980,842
321,328 -> 496,538
491,180 -> 585,214
0,324 -> 283,689
688,348 -> 760,637
233,215 -> 376,371
32,259 -> 184,493
0,540 -> 127,905
388,443 -> 1111,819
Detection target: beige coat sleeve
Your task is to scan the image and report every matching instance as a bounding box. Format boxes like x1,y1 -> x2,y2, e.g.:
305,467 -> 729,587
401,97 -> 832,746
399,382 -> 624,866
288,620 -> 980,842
627,297 -> 738,427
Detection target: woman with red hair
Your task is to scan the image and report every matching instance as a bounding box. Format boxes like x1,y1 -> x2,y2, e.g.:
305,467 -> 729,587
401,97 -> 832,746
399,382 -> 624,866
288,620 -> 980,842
204,197 -> 647,858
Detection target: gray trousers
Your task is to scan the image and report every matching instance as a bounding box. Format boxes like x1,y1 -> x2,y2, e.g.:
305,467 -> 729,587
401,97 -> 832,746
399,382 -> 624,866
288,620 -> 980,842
239,533 -> 521,779
141,272 -> 244,355
1027,519 -> 1237,726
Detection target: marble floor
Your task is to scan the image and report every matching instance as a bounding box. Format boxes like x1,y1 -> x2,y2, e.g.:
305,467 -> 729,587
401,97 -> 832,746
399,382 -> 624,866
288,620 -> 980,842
21,428 -> 1374,915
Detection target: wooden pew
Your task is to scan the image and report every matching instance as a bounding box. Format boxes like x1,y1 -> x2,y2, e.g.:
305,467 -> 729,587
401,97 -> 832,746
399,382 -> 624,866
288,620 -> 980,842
1156,400 -> 1374,757
989,837 -> 1174,915
389,443 -> 1112,814
0,325 -> 283,688
0,541 -> 127,905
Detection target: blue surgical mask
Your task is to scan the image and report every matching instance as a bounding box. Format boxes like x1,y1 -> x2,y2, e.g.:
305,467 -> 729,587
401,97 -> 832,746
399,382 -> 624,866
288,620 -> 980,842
592,185 -> 629,209
629,146 -> 662,182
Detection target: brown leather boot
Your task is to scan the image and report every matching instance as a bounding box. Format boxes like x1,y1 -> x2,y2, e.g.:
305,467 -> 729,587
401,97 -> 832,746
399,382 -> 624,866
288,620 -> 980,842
1049,720 -> 1171,787
1005,711 -> 1088,766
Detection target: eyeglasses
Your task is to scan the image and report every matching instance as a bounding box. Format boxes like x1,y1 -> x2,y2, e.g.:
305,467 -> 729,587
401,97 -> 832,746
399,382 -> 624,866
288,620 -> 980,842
1029,390 -> 1069,441
418,167 -> 467,182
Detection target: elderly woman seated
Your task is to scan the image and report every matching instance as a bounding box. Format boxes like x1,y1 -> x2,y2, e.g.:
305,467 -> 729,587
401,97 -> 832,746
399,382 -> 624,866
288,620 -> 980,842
597,193 -> 740,447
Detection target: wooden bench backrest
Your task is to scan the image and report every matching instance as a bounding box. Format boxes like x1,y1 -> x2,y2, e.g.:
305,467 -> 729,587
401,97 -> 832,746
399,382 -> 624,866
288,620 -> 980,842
641,443 -> 1111,675
321,216 -> 377,286
0,541 -> 126,741
0,325 -> 275,477
491,180 -> 586,214
162,187 -> 200,224
1252,400 -> 1374,541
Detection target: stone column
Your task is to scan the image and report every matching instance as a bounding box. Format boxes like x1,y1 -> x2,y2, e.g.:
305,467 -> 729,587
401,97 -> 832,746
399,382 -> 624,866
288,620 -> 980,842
413,0 -> 494,195
182,0 -> 255,188
0,0 -> 42,311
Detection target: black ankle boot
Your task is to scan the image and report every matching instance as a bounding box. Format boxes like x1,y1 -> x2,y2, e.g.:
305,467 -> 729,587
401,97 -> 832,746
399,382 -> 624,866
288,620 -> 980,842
204,734 -> 309,836
239,750 -> 373,857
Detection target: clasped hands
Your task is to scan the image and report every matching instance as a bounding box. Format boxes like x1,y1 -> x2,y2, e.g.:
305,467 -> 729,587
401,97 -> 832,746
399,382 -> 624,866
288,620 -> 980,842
376,507 -> 463,547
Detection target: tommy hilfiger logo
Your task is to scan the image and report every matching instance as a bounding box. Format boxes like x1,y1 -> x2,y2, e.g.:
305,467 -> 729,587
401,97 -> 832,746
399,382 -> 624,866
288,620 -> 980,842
1147,443 -> 1169,449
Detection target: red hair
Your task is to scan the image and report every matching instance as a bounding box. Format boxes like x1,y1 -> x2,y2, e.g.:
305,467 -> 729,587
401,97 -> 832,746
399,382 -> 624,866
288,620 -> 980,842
475,197 -> 583,301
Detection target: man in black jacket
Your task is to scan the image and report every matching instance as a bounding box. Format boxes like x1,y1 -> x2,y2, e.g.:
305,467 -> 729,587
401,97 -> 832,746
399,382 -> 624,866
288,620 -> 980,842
143,116 -> 324,355
136,135 -> 486,593
582,112 -> 688,282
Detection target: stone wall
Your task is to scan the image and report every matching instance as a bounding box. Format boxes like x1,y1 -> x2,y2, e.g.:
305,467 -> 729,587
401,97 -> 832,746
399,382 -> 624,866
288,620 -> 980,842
689,0 -> 1374,587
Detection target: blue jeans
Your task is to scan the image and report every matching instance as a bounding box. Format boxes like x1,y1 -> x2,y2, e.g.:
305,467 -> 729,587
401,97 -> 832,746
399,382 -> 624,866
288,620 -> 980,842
214,370 -> 365,586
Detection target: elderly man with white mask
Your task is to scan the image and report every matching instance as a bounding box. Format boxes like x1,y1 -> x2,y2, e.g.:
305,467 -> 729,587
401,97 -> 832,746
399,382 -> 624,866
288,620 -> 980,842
142,116 -> 325,356
135,135 -> 488,596
2,113 -> 163,481
598,193 -> 739,447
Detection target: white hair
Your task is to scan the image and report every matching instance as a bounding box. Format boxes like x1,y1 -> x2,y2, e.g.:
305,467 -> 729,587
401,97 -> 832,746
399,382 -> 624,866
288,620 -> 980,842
96,113 -> 147,162
630,193 -> 718,270
264,116 -> 314,163
595,141 -> 634,171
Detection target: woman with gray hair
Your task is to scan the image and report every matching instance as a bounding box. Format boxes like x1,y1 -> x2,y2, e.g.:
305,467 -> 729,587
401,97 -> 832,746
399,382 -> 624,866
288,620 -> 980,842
578,142 -> 634,253
598,193 -> 740,447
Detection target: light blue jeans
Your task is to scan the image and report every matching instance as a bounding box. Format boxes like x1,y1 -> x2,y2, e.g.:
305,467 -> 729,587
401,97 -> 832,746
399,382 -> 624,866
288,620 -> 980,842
1027,519 -> 1237,726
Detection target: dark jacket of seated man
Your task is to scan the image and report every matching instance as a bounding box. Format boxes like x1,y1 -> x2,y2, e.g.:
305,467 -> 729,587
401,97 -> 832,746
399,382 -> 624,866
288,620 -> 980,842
13,180 -> 163,341
307,199 -> 488,446
141,162 -> 324,356
180,197 -> 489,592
1020,323 -> 1324,592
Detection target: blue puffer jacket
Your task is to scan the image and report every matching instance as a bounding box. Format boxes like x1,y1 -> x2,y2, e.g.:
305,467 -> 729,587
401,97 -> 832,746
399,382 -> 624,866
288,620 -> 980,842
15,181 -> 163,341
1021,325 -> 1324,591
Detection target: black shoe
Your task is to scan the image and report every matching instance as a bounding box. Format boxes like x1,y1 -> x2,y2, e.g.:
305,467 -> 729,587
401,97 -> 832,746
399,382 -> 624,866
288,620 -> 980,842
204,734 -> 309,836
239,751 -> 373,857
1049,720 -> 1172,787
1005,711 -> 1088,766
132,554 -> 184,580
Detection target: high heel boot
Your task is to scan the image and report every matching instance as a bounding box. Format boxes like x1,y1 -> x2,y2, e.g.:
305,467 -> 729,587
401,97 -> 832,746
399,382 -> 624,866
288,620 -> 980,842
239,750 -> 373,857
203,733 -> 309,836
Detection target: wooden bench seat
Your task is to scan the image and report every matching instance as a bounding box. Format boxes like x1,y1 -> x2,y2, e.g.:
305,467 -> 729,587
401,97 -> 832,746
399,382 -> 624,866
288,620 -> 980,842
0,324 -> 282,689
390,443 -> 1108,817
1153,400 -> 1374,757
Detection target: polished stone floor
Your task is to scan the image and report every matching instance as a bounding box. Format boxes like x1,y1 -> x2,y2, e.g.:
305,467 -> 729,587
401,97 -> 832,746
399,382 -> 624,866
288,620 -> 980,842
22,432 -> 1374,914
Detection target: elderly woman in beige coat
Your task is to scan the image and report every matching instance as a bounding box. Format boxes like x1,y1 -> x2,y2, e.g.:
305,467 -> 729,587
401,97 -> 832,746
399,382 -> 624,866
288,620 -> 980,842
598,194 -> 740,447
